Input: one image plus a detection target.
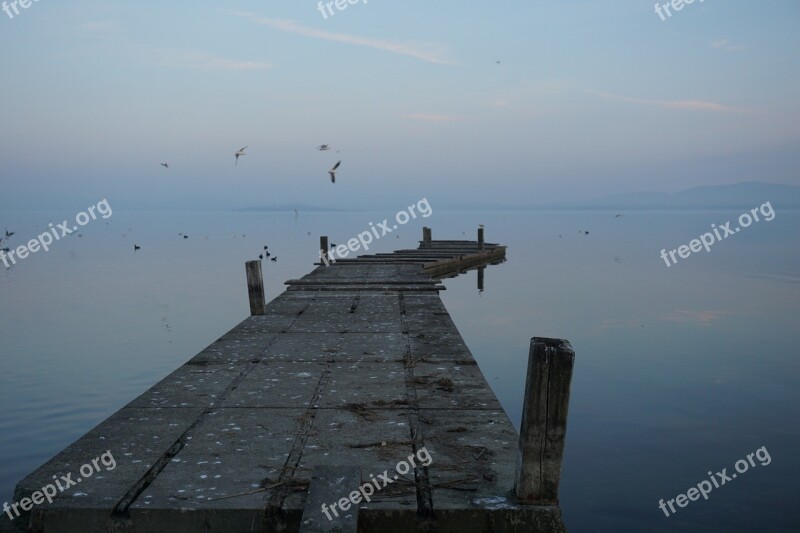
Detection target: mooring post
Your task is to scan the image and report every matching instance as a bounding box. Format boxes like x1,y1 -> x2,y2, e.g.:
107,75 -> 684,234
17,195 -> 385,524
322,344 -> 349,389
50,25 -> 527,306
422,226 -> 432,245
478,226 -> 484,250
477,266 -> 485,292
320,236 -> 329,265
245,260 -> 266,316
514,337 -> 575,504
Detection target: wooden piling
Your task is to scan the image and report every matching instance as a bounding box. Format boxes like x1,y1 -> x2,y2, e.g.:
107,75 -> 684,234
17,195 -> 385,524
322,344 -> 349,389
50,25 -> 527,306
320,236 -> 329,265
478,226 -> 484,250
514,337 -> 575,505
477,266 -> 485,292
245,260 -> 266,316
422,227 -> 432,244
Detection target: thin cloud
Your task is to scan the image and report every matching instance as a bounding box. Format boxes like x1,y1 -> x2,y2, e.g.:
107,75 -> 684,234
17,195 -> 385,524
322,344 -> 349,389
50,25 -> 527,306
407,113 -> 461,122
152,49 -> 271,71
711,39 -> 745,52
588,90 -> 747,113
235,12 -> 454,65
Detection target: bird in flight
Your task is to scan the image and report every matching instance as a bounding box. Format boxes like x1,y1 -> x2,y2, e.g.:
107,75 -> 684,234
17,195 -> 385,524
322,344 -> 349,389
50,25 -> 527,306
161,163 -> 169,169
134,244 -> 141,250
4,228 -> 13,238
329,161 -> 341,183
317,144 -> 330,151
234,146 -> 248,166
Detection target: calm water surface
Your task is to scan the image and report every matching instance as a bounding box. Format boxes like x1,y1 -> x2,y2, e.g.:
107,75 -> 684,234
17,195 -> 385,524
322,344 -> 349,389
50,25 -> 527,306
0,208 -> 798,532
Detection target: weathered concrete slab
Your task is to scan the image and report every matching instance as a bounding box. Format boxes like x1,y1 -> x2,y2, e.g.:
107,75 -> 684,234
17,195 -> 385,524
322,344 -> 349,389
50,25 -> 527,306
335,332 -> 408,362
17,407 -> 204,532
126,365 -> 244,409
299,465 -> 361,533
222,362 -> 328,408
316,362 -> 407,408
129,408 -> 305,510
412,362 -> 503,410
261,332 -> 341,363
187,338 -> 267,366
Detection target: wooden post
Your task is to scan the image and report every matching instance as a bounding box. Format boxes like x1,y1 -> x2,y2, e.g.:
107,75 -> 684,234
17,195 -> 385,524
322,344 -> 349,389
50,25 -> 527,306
477,266 -> 485,292
245,260 -> 266,316
320,236 -> 329,265
478,226 -> 484,250
514,337 -> 575,505
422,227 -> 432,245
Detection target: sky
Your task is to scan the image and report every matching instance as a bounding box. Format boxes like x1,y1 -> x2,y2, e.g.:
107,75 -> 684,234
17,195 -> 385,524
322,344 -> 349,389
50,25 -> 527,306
0,0 -> 798,210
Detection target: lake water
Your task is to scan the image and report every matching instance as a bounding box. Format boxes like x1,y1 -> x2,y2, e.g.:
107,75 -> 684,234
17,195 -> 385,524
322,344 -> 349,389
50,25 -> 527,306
0,207 -> 798,532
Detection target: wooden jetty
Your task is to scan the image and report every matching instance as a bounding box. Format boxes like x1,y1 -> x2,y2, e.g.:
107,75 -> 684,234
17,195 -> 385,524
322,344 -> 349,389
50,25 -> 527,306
6,228 -> 574,533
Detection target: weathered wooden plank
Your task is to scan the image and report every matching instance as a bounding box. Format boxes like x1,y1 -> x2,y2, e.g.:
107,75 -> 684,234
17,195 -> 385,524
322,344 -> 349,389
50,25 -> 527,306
245,260 -> 266,316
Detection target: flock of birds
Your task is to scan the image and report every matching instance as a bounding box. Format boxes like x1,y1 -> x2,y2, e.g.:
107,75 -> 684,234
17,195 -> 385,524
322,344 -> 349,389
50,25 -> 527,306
144,144 -> 342,258
160,144 -> 342,183
132,232 -> 279,263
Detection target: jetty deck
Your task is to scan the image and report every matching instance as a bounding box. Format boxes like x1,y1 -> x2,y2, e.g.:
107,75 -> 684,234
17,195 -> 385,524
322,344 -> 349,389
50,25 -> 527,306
7,231 -> 571,532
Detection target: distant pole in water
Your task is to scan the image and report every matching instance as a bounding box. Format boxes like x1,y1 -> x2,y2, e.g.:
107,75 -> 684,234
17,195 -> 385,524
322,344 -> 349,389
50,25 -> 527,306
320,236 -> 329,265
245,260 -> 266,316
514,337 -> 575,505
477,266 -> 485,293
478,226 -> 484,250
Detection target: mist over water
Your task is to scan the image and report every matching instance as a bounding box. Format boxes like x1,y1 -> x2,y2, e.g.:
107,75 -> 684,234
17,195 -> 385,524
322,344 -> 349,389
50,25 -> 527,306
0,208 -> 798,532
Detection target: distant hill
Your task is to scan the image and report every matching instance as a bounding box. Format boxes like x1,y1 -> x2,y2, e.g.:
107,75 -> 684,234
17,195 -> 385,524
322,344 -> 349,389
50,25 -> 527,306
595,182 -> 800,209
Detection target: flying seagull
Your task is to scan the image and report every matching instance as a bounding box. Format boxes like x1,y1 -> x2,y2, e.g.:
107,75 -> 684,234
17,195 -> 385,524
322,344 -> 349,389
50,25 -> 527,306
161,163 -> 169,169
329,161 -> 341,183
317,144 -> 330,151
234,146 -> 247,166
4,228 -> 13,238
271,256 -> 277,261
134,245 -> 141,250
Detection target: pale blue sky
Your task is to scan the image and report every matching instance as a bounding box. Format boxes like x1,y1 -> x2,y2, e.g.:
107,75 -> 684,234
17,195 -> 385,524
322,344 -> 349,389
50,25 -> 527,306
0,0 -> 798,210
